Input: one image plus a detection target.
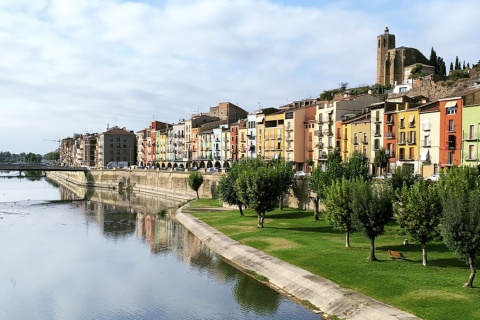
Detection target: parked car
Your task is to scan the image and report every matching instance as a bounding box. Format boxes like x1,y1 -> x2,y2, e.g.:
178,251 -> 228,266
374,173 -> 393,180
294,170 -> 307,177
206,167 -> 219,173
412,174 -> 424,181
188,167 -> 198,171
427,173 -> 440,182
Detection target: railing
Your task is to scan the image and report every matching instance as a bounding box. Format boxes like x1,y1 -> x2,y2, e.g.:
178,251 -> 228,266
463,133 -> 479,141
385,132 -> 395,139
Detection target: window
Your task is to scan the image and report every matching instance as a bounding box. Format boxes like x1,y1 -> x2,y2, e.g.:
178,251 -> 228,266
409,131 -> 415,144
448,120 -> 454,132
446,107 -> 457,115
400,132 -> 406,144
469,125 -> 475,140
363,133 -> 368,143
354,133 -> 358,144
424,135 -> 430,147
409,147 -> 414,160
374,139 -> 380,150
468,145 -> 475,160
400,118 -> 405,128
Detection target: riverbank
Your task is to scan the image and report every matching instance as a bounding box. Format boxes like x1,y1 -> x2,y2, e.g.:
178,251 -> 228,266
45,172 -> 420,319
177,202 -> 419,320
46,169 -> 221,201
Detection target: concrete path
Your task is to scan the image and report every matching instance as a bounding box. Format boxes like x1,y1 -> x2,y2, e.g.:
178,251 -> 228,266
176,203 -> 420,320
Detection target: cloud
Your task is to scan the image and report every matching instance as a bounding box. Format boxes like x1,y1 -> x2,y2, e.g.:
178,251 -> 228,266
0,0 -> 478,154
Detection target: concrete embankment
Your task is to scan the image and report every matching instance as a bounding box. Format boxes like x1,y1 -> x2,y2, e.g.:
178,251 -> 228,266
177,203 -> 420,320
46,169 -> 221,201
47,170 -> 419,320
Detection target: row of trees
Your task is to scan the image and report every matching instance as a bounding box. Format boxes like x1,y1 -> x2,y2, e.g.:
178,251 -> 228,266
311,151 -> 480,287
0,151 -> 59,163
197,149 -> 480,287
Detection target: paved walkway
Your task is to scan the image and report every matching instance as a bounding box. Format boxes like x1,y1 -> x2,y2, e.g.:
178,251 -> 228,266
176,203 -> 420,320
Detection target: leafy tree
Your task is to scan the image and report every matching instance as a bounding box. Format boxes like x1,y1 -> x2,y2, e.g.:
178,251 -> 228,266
269,158 -> 294,210
450,62 -> 453,71
373,147 -> 389,175
217,158 -> 264,216
235,166 -> 283,228
44,151 -> 60,161
308,150 -> 344,220
395,181 -> 442,266
188,171 -> 204,199
455,56 -> 460,70
344,151 -> 369,181
324,178 -> 355,247
437,57 -> 446,77
389,165 -> 416,194
439,166 -> 480,287
351,179 -> 393,261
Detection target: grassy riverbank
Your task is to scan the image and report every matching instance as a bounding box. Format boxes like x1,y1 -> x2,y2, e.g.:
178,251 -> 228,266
188,199 -> 480,320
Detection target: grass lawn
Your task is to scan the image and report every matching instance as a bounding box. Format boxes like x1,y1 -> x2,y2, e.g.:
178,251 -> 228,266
188,199 -> 480,320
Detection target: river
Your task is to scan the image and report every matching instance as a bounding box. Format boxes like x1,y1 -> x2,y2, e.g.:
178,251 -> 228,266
0,173 -> 321,319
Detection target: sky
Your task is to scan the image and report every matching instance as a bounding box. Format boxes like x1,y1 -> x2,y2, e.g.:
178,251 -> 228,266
1,0 -> 479,155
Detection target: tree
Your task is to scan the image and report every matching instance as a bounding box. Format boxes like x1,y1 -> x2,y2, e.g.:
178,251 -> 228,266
389,166 -> 416,194
188,171 -> 204,199
429,47 -> 438,72
308,150 -> 344,220
351,179 -> 393,261
373,147 -> 389,175
344,151 -> 369,181
217,158 -> 265,216
235,166 -> 283,228
324,178 -> 355,247
439,166 -> 480,287
269,158 -> 294,210
395,181 -> 442,266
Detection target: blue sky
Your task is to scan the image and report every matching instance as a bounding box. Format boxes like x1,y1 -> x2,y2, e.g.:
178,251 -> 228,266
0,0 -> 479,154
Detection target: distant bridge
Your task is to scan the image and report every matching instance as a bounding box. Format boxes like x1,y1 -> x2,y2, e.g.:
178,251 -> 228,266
0,164 -> 89,172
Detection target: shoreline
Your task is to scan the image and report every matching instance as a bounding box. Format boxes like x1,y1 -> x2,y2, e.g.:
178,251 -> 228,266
176,202 -> 419,320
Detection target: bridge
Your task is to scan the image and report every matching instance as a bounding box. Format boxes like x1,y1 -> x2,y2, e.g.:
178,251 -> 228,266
0,164 -> 89,172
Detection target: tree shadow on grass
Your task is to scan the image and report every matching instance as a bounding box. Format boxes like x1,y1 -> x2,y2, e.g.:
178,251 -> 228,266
267,210 -> 313,219
266,224 -> 342,234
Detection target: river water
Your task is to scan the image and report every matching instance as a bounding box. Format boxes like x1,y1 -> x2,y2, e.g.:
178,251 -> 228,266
0,174 -> 321,320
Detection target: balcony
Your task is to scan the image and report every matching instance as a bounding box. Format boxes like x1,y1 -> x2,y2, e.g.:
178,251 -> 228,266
464,155 -> 478,161
374,117 -> 381,123
285,127 -> 293,131
407,139 -> 416,145
326,131 -> 333,136
362,140 -> 368,145
373,131 -> 381,137
385,132 -> 395,139
422,123 -> 431,131
398,140 -> 406,145
464,133 -> 479,141
316,143 -> 324,148
387,151 -> 395,158
315,130 -> 324,137
386,118 -> 394,125
353,140 -> 359,146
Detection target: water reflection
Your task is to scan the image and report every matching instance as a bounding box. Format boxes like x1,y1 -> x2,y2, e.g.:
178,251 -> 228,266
44,178 -> 321,319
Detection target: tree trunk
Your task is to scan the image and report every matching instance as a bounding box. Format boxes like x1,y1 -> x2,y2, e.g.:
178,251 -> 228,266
238,204 -> 244,216
465,255 -> 476,288
279,196 -> 284,210
422,243 -> 427,266
257,213 -> 265,228
345,232 -> 350,248
368,238 -> 377,261
313,198 -> 319,221
196,190 -> 199,199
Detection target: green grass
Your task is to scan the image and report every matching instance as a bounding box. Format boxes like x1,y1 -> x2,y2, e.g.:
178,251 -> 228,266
190,204 -> 480,320
188,198 -> 223,208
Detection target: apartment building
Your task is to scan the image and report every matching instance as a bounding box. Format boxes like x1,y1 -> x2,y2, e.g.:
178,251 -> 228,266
419,101 -> 440,177
98,126 -> 136,168
237,120 -> 248,160
461,88 -> 480,167
315,94 -> 380,167
439,97 -> 463,168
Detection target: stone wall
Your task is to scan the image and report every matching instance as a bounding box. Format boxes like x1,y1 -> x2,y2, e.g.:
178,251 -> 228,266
47,169 -> 222,201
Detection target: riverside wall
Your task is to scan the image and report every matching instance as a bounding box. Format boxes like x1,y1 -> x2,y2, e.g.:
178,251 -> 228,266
46,169 -> 222,201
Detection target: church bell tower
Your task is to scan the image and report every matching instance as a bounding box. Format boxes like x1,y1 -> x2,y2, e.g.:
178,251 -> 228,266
377,27 -> 396,86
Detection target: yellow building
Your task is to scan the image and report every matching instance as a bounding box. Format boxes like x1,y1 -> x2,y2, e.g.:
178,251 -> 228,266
396,104 -> 420,173
238,122 -> 248,160
340,114 -> 370,162
263,113 -> 284,160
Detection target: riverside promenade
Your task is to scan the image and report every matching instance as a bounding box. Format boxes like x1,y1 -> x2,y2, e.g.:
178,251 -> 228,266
177,202 -> 420,320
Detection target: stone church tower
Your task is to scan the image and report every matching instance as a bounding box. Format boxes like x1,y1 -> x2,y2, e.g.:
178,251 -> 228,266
376,27 -> 430,86
376,27 -> 396,86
